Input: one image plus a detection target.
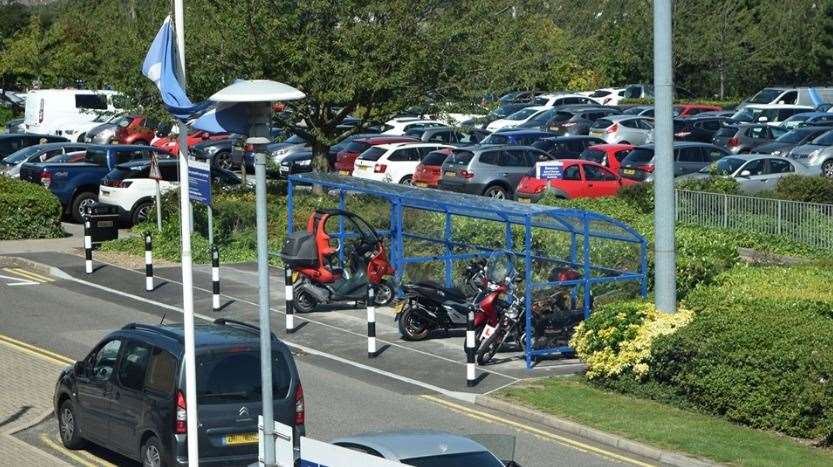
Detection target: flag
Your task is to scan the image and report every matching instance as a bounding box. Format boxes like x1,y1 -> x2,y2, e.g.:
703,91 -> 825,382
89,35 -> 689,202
142,16 -> 211,120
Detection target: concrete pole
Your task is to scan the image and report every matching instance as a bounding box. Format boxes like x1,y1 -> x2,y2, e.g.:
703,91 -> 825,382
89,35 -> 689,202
653,0 -> 677,313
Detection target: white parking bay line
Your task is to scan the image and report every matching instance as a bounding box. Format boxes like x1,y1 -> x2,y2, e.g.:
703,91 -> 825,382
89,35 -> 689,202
0,272 -> 39,286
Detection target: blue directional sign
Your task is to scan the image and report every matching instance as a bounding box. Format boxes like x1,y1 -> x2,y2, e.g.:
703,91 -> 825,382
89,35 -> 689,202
536,161 -> 564,180
188,159 -> 212,206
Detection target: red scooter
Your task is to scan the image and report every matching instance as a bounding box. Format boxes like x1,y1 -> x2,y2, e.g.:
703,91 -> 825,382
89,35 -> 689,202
280,209 -> 395,312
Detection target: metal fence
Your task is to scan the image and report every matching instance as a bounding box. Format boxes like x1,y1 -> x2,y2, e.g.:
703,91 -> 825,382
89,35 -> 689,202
675,190 -> 833,250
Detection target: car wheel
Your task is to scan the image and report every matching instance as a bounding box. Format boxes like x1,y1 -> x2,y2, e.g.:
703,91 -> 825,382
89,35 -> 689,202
483,185 -> 508,200
215,151 -> 233,171
142,435 -> 166,467
58,400 -> 85,449
132,201 -> 153,226
823,160 -> 833,178
71,192 -> 98,223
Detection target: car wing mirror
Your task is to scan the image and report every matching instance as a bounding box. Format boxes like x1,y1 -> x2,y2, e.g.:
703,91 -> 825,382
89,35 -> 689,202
739,170 -> 751,177
74,360 -> 86,375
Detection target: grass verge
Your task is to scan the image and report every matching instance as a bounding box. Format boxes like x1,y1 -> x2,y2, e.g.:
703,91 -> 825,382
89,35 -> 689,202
499,376 -> 833,467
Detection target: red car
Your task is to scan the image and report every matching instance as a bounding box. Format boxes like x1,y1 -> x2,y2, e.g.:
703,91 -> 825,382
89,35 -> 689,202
115,116 -> 158,145
334,136 -> 418,175
412,148 -> 453,188
152,130 -> 229,155
673,104 -> 722,117
516,159 -> 636,203
578,143 -> 633,173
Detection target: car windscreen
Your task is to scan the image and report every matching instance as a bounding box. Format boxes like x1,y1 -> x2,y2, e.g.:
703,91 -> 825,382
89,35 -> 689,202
505,108 -> 539,121
4,146 -> 41,164
700,157 -> 744,174
358,147 -> 386,161
108,165 -> 149,180
811,130 -> 833,146
777,129 -> 816,143
748,88 -> 783,104
730,108 -> 754,122
447,150 -> 474,165
86,147 -> 109,166
402,451 -> 504,467
580,148 -> 606,163
196,349 -> 291,404
284,134 -> 306,144
343,141 -> 370,153
622,148 -> 655,164
532,139 -> 556,152
405,128 -> 427,138
421,151 -> 448,166
590,119 -> 613,129
481,133 -> 509,145
527,109 -> 558,125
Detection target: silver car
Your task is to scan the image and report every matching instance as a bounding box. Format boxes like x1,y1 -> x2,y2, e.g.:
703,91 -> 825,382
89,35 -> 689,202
439,145 -> 551,199
786,129 -> 833,177
588,115 -> 654,145
332,430 -> 509,466
678,155 -> 814,193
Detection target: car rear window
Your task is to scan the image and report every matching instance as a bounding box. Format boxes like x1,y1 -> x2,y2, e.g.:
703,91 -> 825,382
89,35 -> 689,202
196,349 -> 292,404
4,146 -> 41,164
482,134 -> 509,145
421,151 -> 448,166
403,451 -> 504,467
108,165 -> 149,180
447,150 -> 474,165
580,148 -> 606,163
812,131 -> 833,146
532,139 -> 555,152
715,127 -> 737,137
343,141 -> 370,153
86,147 -> 109,166
75,94 -> 108,110
591,119 -> 613,129
358,147 -> 386,161
623,148 -> 655,164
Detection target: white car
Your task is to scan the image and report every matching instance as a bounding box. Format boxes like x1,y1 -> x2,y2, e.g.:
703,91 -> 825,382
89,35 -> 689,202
98,160 -> 181,225
730,104 -> 813,126
485,105 -> 551,132
352,142 -> 452,185
586,88 -> 627,106
381,117 -> 447,135
23,89 -> 123,141
533,93 -> 601,107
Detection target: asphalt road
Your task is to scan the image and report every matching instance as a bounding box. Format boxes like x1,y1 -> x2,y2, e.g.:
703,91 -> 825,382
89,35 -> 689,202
0,261 -> 655,467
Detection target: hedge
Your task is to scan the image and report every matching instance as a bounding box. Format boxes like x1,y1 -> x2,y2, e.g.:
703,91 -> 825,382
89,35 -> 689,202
619,98 -> 742,109
0,176 -> 63,240
775,175 -> 833,205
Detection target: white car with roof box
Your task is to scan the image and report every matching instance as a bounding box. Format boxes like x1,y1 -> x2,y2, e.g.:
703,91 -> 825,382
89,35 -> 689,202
352,142 -> 453,185
24,89 -> 123,141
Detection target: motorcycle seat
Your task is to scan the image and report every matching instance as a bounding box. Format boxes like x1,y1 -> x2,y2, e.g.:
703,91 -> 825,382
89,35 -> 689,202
413,281 -> 468,301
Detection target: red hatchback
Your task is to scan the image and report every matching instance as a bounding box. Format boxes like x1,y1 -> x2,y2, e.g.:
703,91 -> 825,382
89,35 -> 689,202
412,148 -> 453,188
673,104 -> 722,117
334,136 -> 418,175
115,116 -> 158,145
516,159 -> 636,203
152,130 -> 229,155
578,144 -> 633,173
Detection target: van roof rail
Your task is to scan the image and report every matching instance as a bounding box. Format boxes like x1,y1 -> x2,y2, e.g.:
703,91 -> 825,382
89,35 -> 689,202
213,318 -> 277,341
122,323 -> 183,342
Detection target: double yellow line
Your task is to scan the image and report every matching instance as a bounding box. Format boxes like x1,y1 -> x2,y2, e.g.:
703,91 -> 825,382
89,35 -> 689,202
2,267 -> 55,284
0,333 -> 72,366
420,395 -> 655,467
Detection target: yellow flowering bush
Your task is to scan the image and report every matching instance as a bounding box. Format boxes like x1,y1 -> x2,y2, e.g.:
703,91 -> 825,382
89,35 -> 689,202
570,301 -> 692,380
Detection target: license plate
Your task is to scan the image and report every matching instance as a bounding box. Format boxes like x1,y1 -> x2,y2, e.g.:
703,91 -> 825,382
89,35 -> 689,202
518,197 -> 530,203
97,221 -> 114,228
482,324 -> 497,340
224,433 -> 258,445
623,169 -> 636,175
445,171 -> 456,177
393,301 -> 406,315
414,182 -> 427,188
339,170 -> 349,176
291,271 -> 299,283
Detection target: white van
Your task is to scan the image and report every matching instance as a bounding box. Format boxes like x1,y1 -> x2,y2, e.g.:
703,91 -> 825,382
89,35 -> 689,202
730,104 -> 813,126
740,87 -> 833,110
24,89 -> 123,142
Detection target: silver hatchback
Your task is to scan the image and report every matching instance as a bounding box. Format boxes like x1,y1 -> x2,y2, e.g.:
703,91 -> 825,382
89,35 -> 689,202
588,115 -> 654,145
438,145 -> 551,199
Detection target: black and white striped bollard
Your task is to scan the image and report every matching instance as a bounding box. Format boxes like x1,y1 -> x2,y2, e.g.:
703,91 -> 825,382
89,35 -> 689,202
84,218 -> 93,274
144,233 -> 153,291
367,287 -> 377,358
284,268 -> 296,333
466,308 -> 476,387
211,246 -> 220,310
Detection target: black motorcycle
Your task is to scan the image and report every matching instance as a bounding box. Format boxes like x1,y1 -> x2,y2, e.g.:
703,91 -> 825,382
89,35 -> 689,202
395,259 -> 487,341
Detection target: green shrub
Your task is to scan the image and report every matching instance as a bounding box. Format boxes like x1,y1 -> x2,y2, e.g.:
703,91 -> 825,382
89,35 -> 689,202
676,177 -> 739,195
775,175 -> 833,205
0,107 -> 17,127
0,177 -> 63,240
616,182 -> 654,214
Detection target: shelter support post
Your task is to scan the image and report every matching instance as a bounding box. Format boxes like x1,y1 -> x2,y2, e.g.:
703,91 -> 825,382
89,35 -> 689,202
524,217 -> 534,369
367,287 -> 377,358
444,211 -> 453,288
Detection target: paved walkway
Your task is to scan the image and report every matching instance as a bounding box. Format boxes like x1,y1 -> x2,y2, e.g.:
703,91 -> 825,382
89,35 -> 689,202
0,339 -> 71,465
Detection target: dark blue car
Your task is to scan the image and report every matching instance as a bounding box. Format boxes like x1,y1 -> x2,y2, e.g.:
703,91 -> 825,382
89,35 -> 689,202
479,129 -> 556,146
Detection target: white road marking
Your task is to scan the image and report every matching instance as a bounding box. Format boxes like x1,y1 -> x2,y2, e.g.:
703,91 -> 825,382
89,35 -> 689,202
0,273 -> 39,286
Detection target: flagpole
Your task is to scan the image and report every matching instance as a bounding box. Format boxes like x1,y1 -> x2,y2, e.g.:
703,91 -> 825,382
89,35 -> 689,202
173,1 -> 200,465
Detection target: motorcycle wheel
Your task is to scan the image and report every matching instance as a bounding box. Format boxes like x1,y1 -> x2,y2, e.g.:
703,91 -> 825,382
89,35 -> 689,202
398,306 -> 430,341
476,328 -> 503,365
372,281 -> 395,307
294,290 -> 318,313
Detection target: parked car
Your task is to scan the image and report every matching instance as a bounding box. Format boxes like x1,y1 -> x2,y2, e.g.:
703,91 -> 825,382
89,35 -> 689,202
332,431 -> 506,466
532,136 -> 606,159
53,320 -> 304,467
586,88 -> 627,106
382,117 -> 447,135
522,107 -> 620,136
677,155 -> 814,193
412,148 -> 454,188
114,115 -> 159,145
621,105 -> 653,116
152,130 -> 229,156
1,142 -> 88,178
190,136 -> 241,171
784,129 -> 833,168
579,143 -> 634,173
352,142 -> 453,185
23,89 -> 123,140
673,104 -> 722,117
99,158 -> 239,224
739,86 -> 833,109
729,104 -> 813,126
6,117 -> 24,133
672,116 -> 729,143
533,93 -> 601,107
621,83 -> 695,99
438,145 -> 551,199
19,144 -> 172,222
404,126 -> 479,145
326,132 -> 382,167
481,129 -> 555,146
712,123 -> 787,153
484,102 -> 535,124
277,147 -> 314,178
779,112 -> 833,130
485,106 -> 550,132
0,133 -> 68,160
752,126 -> 831,157
516,159 -> 636,202
618,142 -> 729,181
588,115 -> 654,145
499,90 -> 549,104
334,136 -> 418,174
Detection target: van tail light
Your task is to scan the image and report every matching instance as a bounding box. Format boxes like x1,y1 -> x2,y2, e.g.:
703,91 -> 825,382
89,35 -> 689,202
294,384 -> 305,425
40,170 -> 51,188
728,137 -> 739,147
374,164 -> 387,173
175,390 -> 187,434
639,163 -> 656,173
39,100 -> 44,124
460,170 -> 475,179
606,123 -> 619,134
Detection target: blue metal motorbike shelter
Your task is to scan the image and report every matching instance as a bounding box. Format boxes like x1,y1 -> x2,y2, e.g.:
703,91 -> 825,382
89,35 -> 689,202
286,173 -> 648,369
